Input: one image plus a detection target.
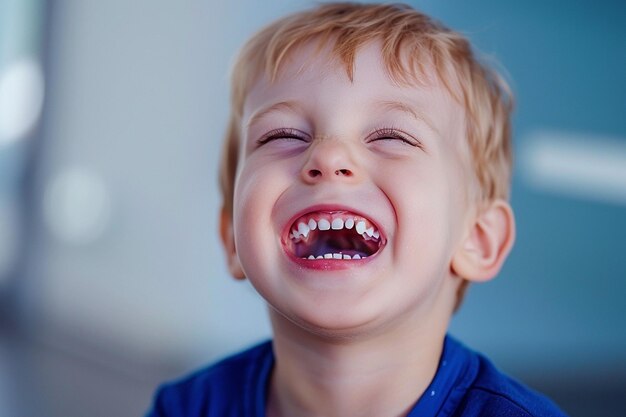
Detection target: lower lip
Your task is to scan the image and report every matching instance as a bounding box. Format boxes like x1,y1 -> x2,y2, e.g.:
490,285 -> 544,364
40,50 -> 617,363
285,252 -> 378,270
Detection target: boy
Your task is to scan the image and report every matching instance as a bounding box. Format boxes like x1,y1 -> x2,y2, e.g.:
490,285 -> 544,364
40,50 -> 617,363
147,3 -> 567,416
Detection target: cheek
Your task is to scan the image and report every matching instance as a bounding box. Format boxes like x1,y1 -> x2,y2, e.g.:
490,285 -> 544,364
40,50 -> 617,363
232,161 -> 290,273
383,161 -> 458,266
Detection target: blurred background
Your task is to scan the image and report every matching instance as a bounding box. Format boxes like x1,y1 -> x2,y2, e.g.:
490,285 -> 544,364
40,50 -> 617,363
0,0 -> 624,416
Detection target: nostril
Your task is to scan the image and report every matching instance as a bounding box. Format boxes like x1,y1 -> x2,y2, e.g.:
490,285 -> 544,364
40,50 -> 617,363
335,169 -> 352,177
308,169 -> 322,178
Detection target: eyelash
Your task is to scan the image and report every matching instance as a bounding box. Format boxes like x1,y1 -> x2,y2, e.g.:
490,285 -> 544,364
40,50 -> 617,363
368,128 -> 421,147
257,128 -> 308,145
256,127 -> 421,148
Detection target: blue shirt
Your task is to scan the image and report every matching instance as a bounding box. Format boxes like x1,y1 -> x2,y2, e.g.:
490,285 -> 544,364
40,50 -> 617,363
146,335 -> 567,416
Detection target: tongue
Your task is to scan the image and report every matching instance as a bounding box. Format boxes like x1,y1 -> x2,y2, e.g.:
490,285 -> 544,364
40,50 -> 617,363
295,229 -> 378,258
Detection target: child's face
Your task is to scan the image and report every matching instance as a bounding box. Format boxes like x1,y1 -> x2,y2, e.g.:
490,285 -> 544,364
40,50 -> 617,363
228,42 -> 476,336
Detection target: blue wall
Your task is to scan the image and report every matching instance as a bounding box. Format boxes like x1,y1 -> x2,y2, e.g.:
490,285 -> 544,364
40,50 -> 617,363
418,0 -> 626,371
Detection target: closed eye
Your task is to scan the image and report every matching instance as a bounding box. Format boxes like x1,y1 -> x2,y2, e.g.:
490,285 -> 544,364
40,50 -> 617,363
367,128 -> 422,148
257,128 -> 310,146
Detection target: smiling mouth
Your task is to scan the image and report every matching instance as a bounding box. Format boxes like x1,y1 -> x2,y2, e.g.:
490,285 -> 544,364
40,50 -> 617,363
285,211 -> 384,260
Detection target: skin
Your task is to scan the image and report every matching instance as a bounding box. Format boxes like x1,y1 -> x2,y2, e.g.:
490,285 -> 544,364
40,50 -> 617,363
222,41 -> 515,417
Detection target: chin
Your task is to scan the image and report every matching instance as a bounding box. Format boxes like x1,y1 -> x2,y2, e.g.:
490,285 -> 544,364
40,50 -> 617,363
271,300 -> 392,341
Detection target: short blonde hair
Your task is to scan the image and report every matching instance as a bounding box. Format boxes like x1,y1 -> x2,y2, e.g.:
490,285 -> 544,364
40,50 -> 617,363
220,2 -> 513,217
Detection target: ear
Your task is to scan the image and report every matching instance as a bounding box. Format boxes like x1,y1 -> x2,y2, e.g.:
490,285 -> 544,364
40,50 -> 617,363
451,199 -> 515,282
220,208 -> 246,280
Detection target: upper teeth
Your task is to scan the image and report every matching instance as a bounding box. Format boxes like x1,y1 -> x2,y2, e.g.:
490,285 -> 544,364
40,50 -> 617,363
289,212 -> 381,243
297,222 -> 310,238
317,218 -> 331,231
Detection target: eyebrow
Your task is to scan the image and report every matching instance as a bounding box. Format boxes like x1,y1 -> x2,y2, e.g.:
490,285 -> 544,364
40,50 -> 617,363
246,99 -> 440,135
245,101 -> 302,129
377,100 -> 439,135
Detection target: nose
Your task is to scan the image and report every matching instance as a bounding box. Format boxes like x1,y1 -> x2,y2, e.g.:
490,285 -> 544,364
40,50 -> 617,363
301,139 -> 359,184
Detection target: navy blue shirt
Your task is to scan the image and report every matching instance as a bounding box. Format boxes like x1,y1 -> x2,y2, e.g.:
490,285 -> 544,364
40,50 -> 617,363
146,335 -> 567,416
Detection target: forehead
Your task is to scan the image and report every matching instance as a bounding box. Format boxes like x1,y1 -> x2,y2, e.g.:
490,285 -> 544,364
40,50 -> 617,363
243,41 -> 464,132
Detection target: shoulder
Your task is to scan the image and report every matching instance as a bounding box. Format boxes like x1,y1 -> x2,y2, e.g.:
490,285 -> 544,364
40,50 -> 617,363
145,340 -> 273,417
453,350 -> 568,417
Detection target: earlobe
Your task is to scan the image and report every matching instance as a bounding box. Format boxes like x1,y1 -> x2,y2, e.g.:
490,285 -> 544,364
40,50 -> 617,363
451,199 -> 515,282
220,208 -> 246,280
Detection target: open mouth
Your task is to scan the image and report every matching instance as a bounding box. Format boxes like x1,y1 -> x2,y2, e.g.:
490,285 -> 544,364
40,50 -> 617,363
285,210 -> 385,261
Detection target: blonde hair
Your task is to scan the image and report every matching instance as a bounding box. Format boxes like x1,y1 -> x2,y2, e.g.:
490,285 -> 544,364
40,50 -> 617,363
219,2 -> 514,308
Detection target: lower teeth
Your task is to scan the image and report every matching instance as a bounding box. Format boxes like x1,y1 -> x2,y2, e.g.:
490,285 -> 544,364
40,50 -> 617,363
303,253 -> 366,260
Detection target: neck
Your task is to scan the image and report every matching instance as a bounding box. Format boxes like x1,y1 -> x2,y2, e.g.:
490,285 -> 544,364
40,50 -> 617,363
266,311 -> 448,417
